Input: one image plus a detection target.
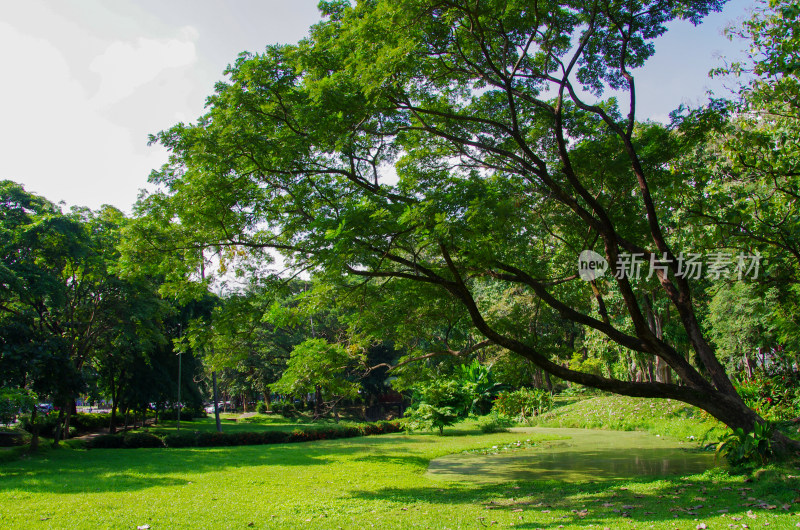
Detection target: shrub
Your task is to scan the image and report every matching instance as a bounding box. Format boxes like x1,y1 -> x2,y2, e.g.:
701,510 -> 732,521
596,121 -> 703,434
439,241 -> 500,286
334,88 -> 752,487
457,360 -> 505,415
404,380 -> 473,435
493,388 -> 553,422
86,420 -> 399,449
232,431 -> 268,445
163,432 -> 197,448
271,399 -> 296,417
404,403 -> 460,435
716,422 -> 774,466
18,412 -> 60,437
72,412 -> 115,431
287,426 -> 360,442
259,431 -> 290,444
477,412 -> 515,433
123,432 -> 164,449
256,401 -> 268,414
159,409 -> 204,421
0,431 -> 30,447
86,434 -> 125,449
196,432 -> 232,447
736,370 -> 800,422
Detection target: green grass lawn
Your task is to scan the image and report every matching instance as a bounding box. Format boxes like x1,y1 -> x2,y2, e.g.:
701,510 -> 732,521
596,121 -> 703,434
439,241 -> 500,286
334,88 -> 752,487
2,399 -> 799,529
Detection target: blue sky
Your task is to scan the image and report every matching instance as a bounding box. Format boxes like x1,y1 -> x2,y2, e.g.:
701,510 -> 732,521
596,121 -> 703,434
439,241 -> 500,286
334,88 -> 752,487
0,0 -> 756,212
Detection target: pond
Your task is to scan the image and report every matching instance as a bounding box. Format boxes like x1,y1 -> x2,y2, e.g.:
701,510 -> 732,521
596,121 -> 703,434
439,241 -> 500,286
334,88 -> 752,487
426,427 -> 717,483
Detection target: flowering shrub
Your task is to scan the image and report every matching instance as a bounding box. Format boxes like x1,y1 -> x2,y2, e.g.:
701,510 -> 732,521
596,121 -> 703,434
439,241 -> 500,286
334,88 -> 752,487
735,369 -> 800,421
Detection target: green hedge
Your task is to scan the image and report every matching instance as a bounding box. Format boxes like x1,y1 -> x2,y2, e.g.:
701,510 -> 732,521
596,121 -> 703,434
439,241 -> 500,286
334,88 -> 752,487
86,434 -> 126,449
158,408 -> 207,421
85,420 -> 402,450
19,412 -> 153,436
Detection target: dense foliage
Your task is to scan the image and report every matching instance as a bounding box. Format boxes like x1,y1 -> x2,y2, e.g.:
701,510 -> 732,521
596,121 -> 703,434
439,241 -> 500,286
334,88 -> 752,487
3,1 -> 800,453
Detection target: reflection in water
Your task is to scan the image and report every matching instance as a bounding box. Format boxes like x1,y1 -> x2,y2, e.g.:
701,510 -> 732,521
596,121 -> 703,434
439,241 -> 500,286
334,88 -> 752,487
427,428 -> 717,483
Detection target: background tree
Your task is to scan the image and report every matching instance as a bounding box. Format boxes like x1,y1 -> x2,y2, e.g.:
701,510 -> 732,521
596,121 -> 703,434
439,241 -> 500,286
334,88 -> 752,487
272,338 -> 362,420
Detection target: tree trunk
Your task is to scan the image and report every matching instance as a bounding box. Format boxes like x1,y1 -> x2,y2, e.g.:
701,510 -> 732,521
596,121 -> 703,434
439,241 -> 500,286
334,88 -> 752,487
63,400 -> 73,439
744,352 -> 755,380
212,371 -> 222,433
314,385 -> 323,418
110,399 -> 118,434
29,406 -> 40,453
544,371 -> 553,393
51,405 -> 65,447
532,366 -> 544,389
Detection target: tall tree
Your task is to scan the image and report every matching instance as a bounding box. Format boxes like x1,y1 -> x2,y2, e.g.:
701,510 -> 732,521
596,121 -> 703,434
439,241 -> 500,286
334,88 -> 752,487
134,0 -> 795,445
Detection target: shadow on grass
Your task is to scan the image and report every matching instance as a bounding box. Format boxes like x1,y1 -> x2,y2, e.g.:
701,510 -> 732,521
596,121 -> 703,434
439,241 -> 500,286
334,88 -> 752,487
0,443 -> 331,494
349,472 -> 800,529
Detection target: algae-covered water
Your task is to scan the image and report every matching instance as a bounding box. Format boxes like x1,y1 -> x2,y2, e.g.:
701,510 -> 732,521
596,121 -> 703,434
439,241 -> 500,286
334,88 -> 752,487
427,427 -> 717,483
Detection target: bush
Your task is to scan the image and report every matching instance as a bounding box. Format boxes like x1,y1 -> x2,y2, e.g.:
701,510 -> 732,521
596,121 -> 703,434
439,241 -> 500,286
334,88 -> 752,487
159,409 -> 204,421
404,403 -> 460,435
271,399 -> 296,417
256,401 -> 268,414
123,432 -> 164,449
716,422 -> 774,466
232,431 -> 270,445
348,420 -> 402,436
163,432 -> 197,448
288,425 -> 360,442
84,420 -> 400,449
0,431 -> 30,447
72,412 -> 114,431
196,432 -> 232,447
493,388 -> 553,422
736,370 -> 800,422
404,380 -> 474,435
259,431 -> 291,444
18,412 -> 60,437
477,412 -> 515,433
86,434 -> 125,449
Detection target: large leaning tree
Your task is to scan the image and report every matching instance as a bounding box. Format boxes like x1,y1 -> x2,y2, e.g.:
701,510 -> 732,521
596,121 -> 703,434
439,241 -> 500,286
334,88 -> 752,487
131,0 -> 796,445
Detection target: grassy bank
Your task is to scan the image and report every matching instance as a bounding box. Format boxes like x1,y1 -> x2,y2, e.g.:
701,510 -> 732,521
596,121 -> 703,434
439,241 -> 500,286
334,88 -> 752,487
530,395 -> 729,444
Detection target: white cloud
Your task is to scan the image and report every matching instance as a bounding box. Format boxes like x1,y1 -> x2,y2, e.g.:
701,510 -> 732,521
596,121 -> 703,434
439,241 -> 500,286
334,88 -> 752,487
89,26 -> 199,109
0,20 -> 170,212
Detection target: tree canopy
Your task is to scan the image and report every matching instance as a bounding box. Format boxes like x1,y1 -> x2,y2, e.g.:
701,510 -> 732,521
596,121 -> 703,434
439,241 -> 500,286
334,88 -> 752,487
126,0 -> 800,443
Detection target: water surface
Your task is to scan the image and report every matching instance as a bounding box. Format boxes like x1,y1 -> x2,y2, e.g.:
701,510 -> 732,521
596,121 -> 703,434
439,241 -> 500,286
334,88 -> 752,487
427,427 -> 716,483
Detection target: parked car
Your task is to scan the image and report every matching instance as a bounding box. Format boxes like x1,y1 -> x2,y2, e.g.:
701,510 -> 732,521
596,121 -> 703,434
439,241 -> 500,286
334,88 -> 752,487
37,403 -> 53,413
